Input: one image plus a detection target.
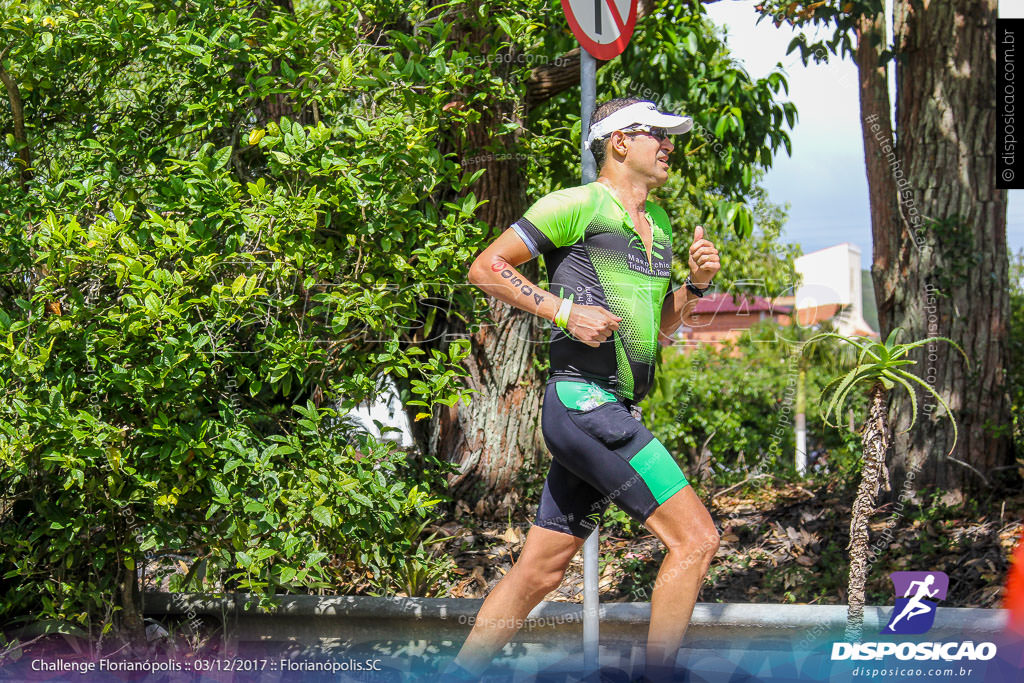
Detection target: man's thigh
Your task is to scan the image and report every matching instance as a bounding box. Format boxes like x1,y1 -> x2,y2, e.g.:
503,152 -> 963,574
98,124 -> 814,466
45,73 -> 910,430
534,457 -> 609,538
644,484 -> 717,550
541,383 -> 689,530
518,524 -> 587,572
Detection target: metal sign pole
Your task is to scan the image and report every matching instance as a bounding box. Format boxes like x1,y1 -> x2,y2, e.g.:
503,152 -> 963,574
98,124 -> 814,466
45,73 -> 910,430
579,46 -> 599,675
581,49 -> 597,184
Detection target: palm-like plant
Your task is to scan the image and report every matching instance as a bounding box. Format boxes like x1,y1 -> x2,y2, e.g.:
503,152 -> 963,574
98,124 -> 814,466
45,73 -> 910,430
802,327 -> 967,640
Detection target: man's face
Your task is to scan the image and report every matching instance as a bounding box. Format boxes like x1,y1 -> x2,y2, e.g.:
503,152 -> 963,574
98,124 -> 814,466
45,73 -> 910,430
615,127 -> 675,187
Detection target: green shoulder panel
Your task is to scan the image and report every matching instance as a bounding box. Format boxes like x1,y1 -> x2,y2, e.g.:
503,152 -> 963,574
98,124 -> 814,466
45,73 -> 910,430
521,185 -> 597,248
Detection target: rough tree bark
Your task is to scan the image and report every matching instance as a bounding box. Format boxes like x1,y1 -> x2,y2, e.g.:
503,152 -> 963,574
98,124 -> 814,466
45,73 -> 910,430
399,5 -> 542,517
858,0 -> 1012,494
115,523 -> 147,650
846,382 -> 890,640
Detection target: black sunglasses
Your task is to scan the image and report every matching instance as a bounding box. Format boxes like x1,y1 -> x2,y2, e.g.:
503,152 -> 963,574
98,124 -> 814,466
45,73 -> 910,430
624,126 -> 669,142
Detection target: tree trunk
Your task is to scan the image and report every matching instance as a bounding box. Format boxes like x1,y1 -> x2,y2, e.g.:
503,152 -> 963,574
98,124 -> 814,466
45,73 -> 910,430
424,293 -> 548,518
403,5 -> 548,519
861,0 -> 1012,494
115,525 -> 146,653
0,49 -> 33,189
402,257 -> 547,520
846,382 -> 890,641
854,7 -> 900,316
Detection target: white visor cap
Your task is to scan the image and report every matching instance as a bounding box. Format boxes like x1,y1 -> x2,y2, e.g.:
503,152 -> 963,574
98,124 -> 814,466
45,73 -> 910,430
584,101 -> 693,151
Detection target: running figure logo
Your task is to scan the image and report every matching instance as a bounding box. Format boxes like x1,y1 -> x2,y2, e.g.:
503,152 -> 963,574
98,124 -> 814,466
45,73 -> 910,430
883,571 -> 949,635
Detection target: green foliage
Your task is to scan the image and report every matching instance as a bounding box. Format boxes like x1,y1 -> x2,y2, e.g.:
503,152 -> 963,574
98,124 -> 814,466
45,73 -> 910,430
375,517 -> 457,597
803,327 -> 968,453
670,179 -> 802,298
603,505 -> 643,537
0,0 -> 489,645
643,321 -> 865,487
0,0 -> 801,648
754,1 -> 885,65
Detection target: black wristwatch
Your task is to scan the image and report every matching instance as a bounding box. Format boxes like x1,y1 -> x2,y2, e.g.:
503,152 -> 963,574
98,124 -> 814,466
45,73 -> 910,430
685,275 -> 712,297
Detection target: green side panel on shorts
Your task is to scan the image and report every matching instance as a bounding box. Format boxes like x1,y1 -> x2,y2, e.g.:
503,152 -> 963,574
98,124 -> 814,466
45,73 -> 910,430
628,438 -> 689,505
555,381 -> 617,410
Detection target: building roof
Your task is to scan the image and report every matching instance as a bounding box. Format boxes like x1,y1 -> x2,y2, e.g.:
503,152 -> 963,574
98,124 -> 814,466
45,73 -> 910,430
692,293 -> 793,315
797,242 -> 862,258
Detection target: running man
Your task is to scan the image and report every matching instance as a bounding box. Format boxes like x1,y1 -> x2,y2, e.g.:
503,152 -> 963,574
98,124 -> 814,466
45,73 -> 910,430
453,97 -> 721,679
886,574 -> 940,632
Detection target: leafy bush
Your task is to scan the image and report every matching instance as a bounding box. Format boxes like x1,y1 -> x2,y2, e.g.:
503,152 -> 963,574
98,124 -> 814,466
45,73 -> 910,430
0,0 -> 802,652
0,0 -> 491,649
643,321 -> 866,488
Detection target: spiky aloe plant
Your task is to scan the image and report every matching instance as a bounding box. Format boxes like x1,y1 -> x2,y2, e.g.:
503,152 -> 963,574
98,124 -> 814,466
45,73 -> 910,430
802,328 -> 967,640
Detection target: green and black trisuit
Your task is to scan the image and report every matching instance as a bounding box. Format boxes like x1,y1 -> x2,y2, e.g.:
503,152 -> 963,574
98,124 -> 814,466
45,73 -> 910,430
510,181 -> 690,538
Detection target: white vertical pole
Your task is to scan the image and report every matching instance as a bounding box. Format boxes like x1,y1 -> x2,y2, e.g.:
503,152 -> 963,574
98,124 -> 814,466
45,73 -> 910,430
795,412 -> 807,474
795,367 -> 807,474
580,46 -> 599,675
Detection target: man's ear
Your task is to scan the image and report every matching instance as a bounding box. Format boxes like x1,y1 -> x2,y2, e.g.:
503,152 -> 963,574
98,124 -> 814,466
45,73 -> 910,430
609,131 -> 630,159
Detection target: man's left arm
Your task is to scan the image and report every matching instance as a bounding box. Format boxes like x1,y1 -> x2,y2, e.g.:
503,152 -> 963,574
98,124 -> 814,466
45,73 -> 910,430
658,225 -> 720,344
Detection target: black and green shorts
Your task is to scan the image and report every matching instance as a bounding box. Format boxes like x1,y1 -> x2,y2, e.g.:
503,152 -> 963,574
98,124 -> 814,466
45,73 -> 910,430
535,379 -> 690,538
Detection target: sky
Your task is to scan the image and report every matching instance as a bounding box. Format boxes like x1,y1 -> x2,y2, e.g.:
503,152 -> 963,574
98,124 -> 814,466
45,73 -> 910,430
703,0 -> 1024,269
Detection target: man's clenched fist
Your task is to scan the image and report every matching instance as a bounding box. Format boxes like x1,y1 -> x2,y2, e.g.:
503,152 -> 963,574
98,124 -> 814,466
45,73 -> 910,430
565,303 -> 622,349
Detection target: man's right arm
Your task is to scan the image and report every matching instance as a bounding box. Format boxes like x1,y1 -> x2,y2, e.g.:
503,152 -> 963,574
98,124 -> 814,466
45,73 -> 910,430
467,227 -> 561,322
467,228 -> 620,348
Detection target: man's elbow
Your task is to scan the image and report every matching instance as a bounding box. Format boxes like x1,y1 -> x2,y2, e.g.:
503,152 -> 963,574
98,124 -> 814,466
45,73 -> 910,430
467,255 -> 487,285
469,253 -> 506,286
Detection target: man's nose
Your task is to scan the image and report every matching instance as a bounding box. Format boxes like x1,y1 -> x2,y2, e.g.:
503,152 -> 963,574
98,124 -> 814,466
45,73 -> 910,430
661,138 -> 674,153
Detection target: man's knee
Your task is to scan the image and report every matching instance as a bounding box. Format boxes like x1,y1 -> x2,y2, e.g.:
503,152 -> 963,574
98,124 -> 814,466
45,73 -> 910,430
663,521 -> 719,562
512,557 -> 570,597
701,527 -> 721,558
510,525 -> 584,596
540,568 -> 567,596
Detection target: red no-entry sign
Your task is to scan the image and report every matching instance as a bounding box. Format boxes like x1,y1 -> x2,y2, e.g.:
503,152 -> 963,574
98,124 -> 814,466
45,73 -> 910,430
561,0 -> 638,60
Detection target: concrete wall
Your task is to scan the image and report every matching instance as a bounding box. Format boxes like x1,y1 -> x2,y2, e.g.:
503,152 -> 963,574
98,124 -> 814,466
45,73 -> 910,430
145,593 -> 1008,652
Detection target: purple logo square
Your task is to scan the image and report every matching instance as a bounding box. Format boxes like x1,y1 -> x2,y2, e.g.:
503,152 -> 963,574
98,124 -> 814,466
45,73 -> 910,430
882,571 -> 949,635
